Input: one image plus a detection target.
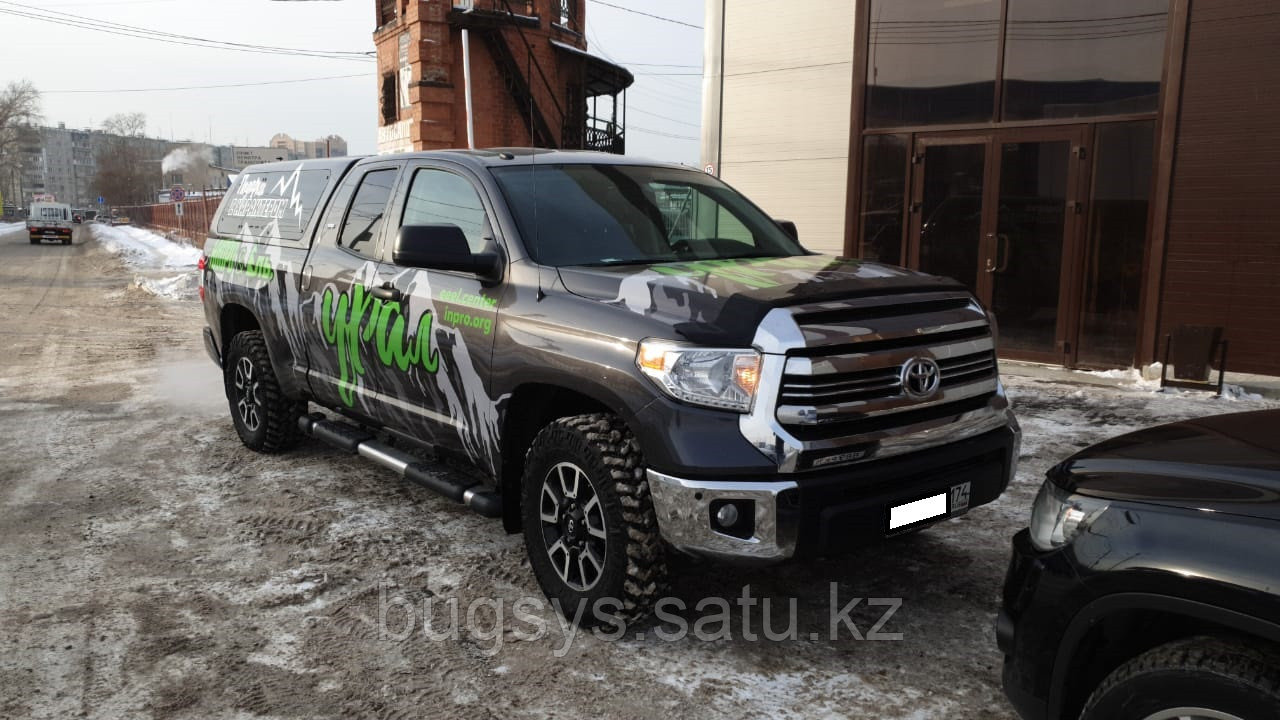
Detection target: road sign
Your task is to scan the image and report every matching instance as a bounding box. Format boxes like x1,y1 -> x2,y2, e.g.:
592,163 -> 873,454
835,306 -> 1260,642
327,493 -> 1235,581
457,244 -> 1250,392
170,186 -> 186,203
97,196 -> 103,204
175,202 -> 184,217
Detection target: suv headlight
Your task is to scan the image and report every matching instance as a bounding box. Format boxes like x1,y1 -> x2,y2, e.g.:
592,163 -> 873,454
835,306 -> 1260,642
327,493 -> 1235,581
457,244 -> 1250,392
637,339 -> 761,413
1029,480 -> 1109,551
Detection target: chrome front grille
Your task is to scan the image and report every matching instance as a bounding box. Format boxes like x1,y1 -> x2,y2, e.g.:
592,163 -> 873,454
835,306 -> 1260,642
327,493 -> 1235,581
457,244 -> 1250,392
779,347 -> 997,408
775,291 -> 999,428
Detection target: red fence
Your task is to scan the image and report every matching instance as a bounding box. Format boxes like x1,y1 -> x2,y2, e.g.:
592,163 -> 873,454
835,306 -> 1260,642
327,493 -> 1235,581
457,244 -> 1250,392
115,192 -> 224,249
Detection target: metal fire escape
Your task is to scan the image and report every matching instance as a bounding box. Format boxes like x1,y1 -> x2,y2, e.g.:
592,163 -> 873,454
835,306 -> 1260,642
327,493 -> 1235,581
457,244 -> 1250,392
448,0 -> 633,153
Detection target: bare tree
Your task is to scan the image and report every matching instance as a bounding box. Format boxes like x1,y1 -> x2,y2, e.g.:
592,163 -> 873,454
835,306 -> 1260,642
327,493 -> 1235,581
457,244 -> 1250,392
102,112 -> 146,138
94,113 -> 156,206
0,80 -> 41,208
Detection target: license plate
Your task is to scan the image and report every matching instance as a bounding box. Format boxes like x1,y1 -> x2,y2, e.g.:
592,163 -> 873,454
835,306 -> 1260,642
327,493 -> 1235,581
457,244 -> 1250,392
889,481 -> 972,530
889,493 -> 946,530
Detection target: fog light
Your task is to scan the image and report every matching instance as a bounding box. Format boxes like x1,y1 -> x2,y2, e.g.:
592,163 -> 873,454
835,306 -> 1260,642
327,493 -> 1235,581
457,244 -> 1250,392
714,503 -> 740,528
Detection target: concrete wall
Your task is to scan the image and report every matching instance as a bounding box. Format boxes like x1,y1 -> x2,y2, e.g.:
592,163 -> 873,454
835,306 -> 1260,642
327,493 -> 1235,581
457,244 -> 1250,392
704,0 -> 856,256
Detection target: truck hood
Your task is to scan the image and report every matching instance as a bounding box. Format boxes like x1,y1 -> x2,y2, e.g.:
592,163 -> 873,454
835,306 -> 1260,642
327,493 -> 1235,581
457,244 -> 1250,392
557,255 -> 966,346
1052,409 -> 1280,523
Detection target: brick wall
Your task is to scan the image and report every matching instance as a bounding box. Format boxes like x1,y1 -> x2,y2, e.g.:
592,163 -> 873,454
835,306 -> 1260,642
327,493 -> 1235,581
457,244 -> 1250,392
375,0 -> 591,152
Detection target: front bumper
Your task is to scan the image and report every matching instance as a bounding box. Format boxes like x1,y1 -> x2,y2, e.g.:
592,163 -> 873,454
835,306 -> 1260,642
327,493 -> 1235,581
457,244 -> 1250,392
648,424 -> 1018,563
998,529 -> 1091,720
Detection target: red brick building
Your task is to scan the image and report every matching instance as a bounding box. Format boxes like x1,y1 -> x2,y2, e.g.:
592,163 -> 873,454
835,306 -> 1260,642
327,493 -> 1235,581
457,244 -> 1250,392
373,0 -> 633,154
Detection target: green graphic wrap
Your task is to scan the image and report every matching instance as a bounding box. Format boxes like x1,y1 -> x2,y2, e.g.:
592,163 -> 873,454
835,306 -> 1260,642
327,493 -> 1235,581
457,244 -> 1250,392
649,255 -> 842,290
207,239 -> 275,281
321,284 -> 440,407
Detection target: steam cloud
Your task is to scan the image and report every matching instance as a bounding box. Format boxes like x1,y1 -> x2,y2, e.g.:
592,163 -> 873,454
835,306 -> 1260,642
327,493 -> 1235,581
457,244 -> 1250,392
162,146 -> 214,174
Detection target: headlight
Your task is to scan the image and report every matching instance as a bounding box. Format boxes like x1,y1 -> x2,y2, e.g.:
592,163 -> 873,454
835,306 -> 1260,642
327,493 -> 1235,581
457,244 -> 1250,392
637,339 -> 761,412
1028,480 -> 1109,552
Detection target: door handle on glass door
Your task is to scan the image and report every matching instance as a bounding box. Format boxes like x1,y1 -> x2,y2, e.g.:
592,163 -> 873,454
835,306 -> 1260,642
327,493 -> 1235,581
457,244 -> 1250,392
995,234 -> 1011,273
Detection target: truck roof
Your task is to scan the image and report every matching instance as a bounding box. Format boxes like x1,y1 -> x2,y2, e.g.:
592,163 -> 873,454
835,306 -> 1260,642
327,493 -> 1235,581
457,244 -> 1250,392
239,149 -> 691,177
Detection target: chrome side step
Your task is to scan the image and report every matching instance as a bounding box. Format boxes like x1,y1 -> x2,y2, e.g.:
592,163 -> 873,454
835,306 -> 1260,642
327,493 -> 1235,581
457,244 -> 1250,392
298,414 -> 502,518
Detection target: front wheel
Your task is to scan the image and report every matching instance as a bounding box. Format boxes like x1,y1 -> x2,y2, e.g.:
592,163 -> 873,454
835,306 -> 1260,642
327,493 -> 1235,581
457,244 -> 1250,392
1081,636 -> 1280,720
223,330 -> 304,453
521,413 -> 667,628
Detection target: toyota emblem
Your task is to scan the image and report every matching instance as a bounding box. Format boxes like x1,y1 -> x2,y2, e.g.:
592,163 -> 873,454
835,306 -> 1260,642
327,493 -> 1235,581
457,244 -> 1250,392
901,357 -> 942,399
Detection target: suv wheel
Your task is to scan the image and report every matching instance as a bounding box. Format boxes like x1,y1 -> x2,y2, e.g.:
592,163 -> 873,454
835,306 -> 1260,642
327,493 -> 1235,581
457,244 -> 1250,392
1081,636 -> 1280,720
223,330 -> 304,453
521,413 -> 667,628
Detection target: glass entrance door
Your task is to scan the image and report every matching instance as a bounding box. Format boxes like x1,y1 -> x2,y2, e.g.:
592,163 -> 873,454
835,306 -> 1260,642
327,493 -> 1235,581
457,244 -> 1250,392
988,130 -> 1085,361
908,128 -> 1087,363
908,137 -> 990,295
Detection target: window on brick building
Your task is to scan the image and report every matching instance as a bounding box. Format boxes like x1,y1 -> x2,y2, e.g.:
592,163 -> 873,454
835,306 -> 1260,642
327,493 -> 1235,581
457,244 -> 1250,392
381,73 -> 398,125
377,0 -> 396,28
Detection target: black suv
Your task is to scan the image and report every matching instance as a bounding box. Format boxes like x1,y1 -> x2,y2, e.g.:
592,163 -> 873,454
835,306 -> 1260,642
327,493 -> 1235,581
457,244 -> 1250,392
999,409 -> 1280,719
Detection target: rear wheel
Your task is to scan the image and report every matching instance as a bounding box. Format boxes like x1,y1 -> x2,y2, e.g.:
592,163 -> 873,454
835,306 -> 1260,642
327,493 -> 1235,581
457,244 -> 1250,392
223,330 -> 304,453
521,413 -> 666,628
1081,636 -> 1280,720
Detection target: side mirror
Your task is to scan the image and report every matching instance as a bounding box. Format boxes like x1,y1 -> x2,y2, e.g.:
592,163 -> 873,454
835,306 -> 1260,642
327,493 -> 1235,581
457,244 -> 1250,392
394,224 -> 502,281
776,219 -> 798,242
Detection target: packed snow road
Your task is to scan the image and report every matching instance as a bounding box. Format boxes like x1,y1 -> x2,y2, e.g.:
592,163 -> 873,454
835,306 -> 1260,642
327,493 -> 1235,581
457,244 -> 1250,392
1,223 -> 1275,719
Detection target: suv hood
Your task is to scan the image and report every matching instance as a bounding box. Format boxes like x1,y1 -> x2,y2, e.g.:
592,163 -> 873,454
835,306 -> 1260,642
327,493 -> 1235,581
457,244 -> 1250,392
557,255 -> 965,346
1052,409 -> 1280,523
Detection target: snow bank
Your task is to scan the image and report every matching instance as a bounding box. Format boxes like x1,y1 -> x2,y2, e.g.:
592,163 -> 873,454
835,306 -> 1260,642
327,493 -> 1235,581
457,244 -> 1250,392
91,224 -> 202,301
1077,366 -> 1160,390
90,224 -> 201,269
0,221 -> 26,234
1076,365 -> 1265,401
133,273 -> 200,300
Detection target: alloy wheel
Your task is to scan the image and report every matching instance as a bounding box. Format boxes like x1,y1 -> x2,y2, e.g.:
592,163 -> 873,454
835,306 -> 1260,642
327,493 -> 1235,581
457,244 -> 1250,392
233,356 -> 262,432
538,461 -> 608,591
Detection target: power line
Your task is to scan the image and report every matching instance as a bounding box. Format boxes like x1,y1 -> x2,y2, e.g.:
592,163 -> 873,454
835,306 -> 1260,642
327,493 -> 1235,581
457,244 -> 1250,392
616,62 -> 701,69
630,125 -> 698,141
0,1 -> 374,62
587,0 -> 702,30
630,84 -> 701,108
628,107 -> 699,128
44,74 -> 368,94
0,0 -> 371,55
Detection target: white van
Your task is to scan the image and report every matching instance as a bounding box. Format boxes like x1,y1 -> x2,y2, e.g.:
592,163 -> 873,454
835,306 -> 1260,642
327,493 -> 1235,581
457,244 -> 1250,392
27,202 -> 74,245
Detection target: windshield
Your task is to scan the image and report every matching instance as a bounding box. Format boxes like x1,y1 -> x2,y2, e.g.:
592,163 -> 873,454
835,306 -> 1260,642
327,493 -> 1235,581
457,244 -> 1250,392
491,164 -> 807,266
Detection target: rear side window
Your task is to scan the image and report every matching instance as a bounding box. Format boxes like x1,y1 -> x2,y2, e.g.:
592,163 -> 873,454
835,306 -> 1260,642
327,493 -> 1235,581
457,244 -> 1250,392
339,168 -> 398,259
216,167 -> 332,243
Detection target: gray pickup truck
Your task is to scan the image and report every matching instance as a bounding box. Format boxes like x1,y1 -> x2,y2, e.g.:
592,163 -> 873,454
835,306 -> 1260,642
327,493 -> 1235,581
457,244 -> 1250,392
200,149 -> 1020,625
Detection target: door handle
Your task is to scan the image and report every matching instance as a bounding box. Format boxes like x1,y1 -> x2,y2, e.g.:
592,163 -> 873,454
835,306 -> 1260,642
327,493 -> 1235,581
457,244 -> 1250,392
370,283 -> 402,302
985,234 -> 1011,273
995,234 -> 1011,273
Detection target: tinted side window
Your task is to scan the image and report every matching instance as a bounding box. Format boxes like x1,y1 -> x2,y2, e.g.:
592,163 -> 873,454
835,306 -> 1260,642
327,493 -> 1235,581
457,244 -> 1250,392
339,169 -> 398,259
216,168 -> 332,242
401,168 -> 490,253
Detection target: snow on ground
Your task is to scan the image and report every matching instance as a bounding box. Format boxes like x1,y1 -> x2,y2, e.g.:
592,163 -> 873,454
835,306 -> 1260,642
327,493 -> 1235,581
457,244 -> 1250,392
89,223 -> 201,300
0,221 -> 26,234
90,223 -> 201,269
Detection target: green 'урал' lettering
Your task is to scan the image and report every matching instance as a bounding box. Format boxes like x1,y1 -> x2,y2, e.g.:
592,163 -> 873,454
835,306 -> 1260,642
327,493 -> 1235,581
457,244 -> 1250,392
321,284 -> 439,407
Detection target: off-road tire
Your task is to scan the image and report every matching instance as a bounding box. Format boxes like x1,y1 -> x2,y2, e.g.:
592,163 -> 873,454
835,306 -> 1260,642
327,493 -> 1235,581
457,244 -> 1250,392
1080,636 -> 1280,719
521,413 -> 667,629
223,330 -> 304,453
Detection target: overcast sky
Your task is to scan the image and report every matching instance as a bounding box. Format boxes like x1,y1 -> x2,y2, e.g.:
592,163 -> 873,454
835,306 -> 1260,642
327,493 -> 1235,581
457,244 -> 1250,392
0,0 -> 704,163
